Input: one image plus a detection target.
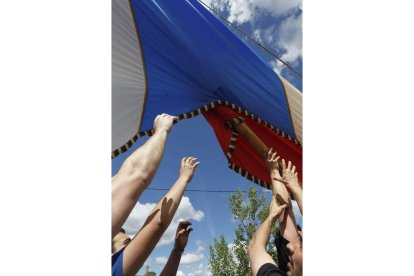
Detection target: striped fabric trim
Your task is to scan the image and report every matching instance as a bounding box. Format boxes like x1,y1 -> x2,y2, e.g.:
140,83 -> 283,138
112,99 -> 302,158
226,117 -> 245,129
224,130 -> 271,189
226,131 -> 238,159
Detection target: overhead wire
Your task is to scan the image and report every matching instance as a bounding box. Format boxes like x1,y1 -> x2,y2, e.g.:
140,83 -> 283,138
146,187 -> 270,193
196,0 -> 302,78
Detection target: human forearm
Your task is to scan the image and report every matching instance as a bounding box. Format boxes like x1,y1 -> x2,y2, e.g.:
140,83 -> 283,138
111,130 -> 168,237
290,185 -> 303,215
160,248 -> 182,276
121,178 -> 190,275
279,203 -> 300,243
271,178 -> 290,205
124,129 -> 168,186
121,158 -> 198,275
149,176 -> 189,231
249,216 -> 275,251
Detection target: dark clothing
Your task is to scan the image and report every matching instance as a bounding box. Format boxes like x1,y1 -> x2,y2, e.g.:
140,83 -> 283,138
112,247 -> 125,276
257,263 -> 284,276
275,231 -> 290,275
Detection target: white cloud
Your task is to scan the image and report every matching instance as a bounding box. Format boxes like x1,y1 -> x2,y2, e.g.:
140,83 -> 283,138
202,0 -> 229,13
195,240 -> 205,254
252,29 -> 263,43
188,263 -> 213,276
180,240 -> 206,265
203,1 -> 302,77
209,0 -> 302,24
227,0 -> 253,24
270,60 -> 284,75
122,196 -> 205,247
155,242 -> 205,266
155,256 -> 168,265
177,271 -> 186,276
254,0 -> 302,17
276,13 -> 302,63
181,252 -> 204,265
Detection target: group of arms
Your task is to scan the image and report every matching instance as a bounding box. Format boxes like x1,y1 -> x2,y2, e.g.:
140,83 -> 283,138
248,148 -> 303,276
112,114 -> 200,276
112,113 -> 303,276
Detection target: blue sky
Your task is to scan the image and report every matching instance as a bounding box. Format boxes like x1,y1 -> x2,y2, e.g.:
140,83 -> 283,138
112,1 -> 302,275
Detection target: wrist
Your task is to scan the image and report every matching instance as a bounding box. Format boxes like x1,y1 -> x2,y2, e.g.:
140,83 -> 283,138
154,128 -> 169,136
289,183 -> 301,192
173,244 -> 185,255
267,215 -> 278,224
271,174 -> 283,183
178,175 -> 191,183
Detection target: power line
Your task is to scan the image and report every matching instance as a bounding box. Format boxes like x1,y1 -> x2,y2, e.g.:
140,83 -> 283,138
196,0 -> 302,78
146,187 -> 259,193
147,187 -> 247,193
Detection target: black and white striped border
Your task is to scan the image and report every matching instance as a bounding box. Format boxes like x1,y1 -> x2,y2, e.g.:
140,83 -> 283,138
224,130 -> 272,189
112,99 -> 302,158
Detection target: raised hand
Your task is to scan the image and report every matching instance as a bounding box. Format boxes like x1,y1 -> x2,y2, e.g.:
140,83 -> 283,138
275,159 -> 300,190
174,221 -> 193,251
153,113 -> 178,134
179,157 -> 200,182
269,196 -> 288,220
266,148 -> 281,179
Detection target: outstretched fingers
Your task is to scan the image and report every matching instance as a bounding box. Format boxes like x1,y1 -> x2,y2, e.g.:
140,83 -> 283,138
177,221 -> 193,237
274,156 -> 280,163
267,147 -> 273,157
271,152 -> 277,162
178,220 -> 192,229
281,159 -> 287,170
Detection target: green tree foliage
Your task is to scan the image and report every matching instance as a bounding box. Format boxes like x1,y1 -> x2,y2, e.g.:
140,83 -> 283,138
208,235 -> 237,276
208,187 -> 279,276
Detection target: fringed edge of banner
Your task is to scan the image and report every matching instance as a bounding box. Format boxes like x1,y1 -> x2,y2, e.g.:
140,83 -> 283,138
112,99 -> 301,159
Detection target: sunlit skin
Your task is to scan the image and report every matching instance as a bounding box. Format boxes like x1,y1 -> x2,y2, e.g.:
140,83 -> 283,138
112,157 -> 200,276
112,232 -> 131,254
286,234 -> 302,276
247,196 -> 287,276
112,114 -> 178,239
247,149 -> 302,276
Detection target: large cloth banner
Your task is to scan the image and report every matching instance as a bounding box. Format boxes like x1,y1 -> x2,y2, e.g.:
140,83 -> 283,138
112,0 -> 302,188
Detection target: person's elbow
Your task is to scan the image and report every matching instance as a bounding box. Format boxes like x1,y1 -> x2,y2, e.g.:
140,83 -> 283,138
247,238 -> 259,258
123,158 -> 152,184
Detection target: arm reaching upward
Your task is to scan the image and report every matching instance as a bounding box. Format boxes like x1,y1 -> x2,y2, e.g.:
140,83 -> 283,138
112,114 -> 177,238
122,157 -> 200,276
160,221 -> 193,276
248,197 -> 287,276
274,159 -> 303,215
266,150 -> 301,244
266,148 -> 290,206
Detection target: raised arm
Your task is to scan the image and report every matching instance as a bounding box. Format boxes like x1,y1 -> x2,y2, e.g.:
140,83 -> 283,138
266,148 -> 290,206
274,159 -> 303,215
122,157 -> 200,276
248,197 -> 287,276
160,221 -> 193,276
112,114 -> 177,238
266,150 -> 300,243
